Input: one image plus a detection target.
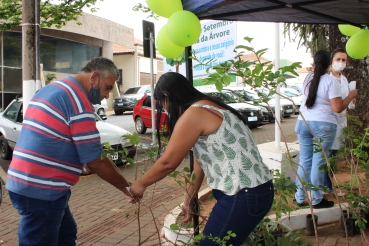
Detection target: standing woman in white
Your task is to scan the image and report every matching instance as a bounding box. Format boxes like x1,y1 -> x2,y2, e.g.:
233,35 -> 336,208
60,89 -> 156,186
294,50 -> 358,209
324,48 -> 354,193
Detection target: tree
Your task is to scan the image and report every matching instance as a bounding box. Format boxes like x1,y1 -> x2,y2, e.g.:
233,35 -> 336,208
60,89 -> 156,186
284,23 -> 369,131
0,0 -> 101,30
165,52 -> 186,73
283,24 -> 328,56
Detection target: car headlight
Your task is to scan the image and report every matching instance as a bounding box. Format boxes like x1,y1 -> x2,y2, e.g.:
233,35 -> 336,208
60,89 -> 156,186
119,137 -> 130,147
259,107 -> 268,113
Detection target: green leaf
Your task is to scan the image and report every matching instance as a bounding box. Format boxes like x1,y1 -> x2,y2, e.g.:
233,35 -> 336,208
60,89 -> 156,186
170,224 -> 180,230
235,45 -> 253,52
221,75 -> 233,85
243,37 -> 254,43
209,73 -> 221,79
215,80 -> 223,92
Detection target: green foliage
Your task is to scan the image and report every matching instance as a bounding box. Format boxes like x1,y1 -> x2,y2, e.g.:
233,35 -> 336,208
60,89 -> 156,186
0,0 -> 101,30
132,3 -> 159,20
332,115 -> 369,230
0,0 -> 22,30
283,24 -> 328,56
45,73 -> 56,82
178,230 -> 236,246
272,169 -> 297,220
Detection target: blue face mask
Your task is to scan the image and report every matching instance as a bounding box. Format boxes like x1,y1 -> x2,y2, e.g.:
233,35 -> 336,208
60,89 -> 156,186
88,76 -> 101,104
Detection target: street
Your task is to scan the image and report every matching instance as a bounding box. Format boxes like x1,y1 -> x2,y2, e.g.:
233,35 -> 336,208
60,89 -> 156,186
0,112 -> 299,173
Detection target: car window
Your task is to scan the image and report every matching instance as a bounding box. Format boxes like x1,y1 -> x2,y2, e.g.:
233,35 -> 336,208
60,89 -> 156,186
138,86 -> 151,94
231,90 -> 254,101
124,87 -> 141,94
282,89 -> 300,97
244,90 -> 260,100
205,92 -> 237,104
3,101 -> 22,122
143,96 -> 152,107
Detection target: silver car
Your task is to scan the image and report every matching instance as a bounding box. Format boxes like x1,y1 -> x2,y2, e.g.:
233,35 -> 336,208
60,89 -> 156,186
0,98 -> 135,165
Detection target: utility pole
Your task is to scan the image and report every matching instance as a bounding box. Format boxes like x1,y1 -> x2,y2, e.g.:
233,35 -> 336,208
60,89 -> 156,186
22,0 -> 40,115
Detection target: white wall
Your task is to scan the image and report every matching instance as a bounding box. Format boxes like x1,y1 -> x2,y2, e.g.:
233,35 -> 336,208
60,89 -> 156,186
113,55 -> 136,93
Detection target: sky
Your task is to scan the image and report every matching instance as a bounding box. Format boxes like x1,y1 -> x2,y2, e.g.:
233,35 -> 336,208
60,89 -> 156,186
85,0 -> 313,68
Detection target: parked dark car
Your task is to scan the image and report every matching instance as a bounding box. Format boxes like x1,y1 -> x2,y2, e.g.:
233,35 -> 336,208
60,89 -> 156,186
113,85 -> 151,115
196,87 -> 263,128
252,87 -> 296,118
224,87 -> 284,123
132,93 -> 169,134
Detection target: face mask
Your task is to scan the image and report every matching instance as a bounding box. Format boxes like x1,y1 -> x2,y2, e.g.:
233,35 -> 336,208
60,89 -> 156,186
332,62 -> 346,72
88,76 -> 101,104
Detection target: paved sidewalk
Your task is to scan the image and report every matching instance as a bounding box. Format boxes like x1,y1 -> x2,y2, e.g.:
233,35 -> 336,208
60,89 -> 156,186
1,115 -> 368,245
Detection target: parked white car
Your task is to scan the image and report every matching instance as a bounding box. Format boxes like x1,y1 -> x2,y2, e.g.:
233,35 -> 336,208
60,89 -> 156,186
280,87 -> 302,110
93,99 -> 108,119
0,98 -> 135,166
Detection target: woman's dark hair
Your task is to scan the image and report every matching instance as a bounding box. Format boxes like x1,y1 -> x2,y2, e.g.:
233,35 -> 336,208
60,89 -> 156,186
330,48 -> 347,62
154,72 -> 247,148
305,50 -> 331,108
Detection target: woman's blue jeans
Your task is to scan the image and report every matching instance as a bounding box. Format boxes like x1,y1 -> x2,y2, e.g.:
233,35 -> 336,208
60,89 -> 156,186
295,120 -> 337,205
9,190 -> 77,246
199,180 -> 274,246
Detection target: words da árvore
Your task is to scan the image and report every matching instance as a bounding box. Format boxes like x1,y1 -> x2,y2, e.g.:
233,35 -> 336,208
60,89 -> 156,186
198,30 -> 231,43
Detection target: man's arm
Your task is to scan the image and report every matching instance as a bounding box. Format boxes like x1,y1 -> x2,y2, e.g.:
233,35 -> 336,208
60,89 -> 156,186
87,157 -> 132,197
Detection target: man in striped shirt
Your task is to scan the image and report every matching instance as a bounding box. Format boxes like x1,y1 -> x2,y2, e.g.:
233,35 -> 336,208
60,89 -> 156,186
6,57 -> 133,246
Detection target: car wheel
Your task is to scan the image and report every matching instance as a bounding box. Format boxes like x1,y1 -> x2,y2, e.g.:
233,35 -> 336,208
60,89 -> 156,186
114,110 -> 123,115
97,108 -> 105,116
135,117 -> 147,134
280,113 -> 284,122
0,135 -> 12,160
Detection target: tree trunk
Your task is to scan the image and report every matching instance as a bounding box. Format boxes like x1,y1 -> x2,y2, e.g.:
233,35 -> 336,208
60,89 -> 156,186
328,25 -> 369,131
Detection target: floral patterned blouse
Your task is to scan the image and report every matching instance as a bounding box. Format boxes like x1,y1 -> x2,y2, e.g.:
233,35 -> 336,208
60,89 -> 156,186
191,104 -> 273,195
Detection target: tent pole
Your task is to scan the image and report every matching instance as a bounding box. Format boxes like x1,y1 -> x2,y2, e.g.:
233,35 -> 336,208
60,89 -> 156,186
185,46 -> 200,236
274,23 -> 281,148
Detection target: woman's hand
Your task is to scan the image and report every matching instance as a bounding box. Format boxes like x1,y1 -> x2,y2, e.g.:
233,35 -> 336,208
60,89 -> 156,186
349,89 -> 358,99
128,180 -> 146,203
180,201 -> 193,223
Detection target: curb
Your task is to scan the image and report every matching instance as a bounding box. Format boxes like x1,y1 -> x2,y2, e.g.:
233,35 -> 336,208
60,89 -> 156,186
162,188 -> 212,245
0,166 -> 7,185
162,188 -> 347,245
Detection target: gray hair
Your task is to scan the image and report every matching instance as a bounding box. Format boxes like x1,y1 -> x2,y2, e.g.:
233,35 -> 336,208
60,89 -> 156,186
79,57 -> 120,81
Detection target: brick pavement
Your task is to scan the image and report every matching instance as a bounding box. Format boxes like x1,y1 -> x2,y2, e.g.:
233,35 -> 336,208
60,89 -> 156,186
1,115 -> 369,245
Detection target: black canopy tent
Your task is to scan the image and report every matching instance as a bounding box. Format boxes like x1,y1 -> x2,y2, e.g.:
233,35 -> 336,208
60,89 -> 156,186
182,0 -> 369,25
177,0 -> 369,236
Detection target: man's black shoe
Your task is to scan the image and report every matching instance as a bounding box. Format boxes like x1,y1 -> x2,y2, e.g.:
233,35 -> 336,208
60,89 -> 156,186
312,198 -> 334,209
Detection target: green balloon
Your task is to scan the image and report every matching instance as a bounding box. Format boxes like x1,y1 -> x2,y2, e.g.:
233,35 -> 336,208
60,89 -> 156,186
346,29 -> 369,59
338,24 -> 361,37
167,10 -> 201,47
146,0 -> 183,18
156,25 -> 185,58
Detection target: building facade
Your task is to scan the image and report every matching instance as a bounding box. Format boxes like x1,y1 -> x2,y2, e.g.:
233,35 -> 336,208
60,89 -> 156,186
0,13 -> 134,110
113,38 -> 163,95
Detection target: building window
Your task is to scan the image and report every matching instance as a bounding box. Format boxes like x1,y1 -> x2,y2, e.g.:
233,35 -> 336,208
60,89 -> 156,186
140,72 -> 156,86
40,36 -> 100,74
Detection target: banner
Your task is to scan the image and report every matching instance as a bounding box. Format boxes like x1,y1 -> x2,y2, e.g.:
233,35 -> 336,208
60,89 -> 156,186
163,20 -> 237,86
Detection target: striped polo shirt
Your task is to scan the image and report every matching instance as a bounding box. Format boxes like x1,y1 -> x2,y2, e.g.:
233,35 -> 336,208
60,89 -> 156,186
6,76 -> 103,201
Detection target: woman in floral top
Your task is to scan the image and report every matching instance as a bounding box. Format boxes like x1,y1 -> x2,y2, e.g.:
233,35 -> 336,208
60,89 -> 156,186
130,72 -> 273,245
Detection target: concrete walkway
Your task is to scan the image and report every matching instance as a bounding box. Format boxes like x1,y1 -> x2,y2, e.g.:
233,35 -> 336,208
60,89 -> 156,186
1,115 -> 368,245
